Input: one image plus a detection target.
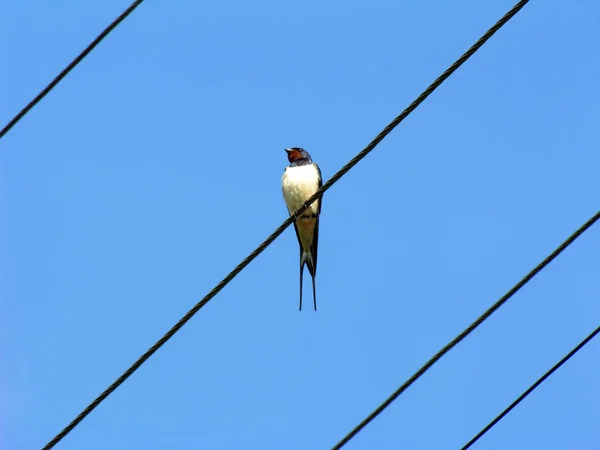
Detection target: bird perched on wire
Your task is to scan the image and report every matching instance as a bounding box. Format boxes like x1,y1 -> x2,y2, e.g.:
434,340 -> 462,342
281,148 -> 322,311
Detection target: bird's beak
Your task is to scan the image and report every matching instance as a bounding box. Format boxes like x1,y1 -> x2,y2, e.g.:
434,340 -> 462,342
284,148 -> 292,153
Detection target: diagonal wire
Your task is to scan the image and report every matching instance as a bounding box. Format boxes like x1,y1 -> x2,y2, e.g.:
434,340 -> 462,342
332,210 -> 600,450
43,0 -> 530,448
0,0 -> 144,141
462,325 -> 600,450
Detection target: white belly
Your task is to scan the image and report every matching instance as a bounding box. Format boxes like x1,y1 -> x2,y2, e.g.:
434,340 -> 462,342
281,164 -> 320,217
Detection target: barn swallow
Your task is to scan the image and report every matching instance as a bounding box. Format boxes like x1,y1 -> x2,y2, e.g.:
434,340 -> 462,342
281,148 -> 322,311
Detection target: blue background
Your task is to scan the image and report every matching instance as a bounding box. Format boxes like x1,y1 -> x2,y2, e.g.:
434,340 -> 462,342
2,1 -> 599,449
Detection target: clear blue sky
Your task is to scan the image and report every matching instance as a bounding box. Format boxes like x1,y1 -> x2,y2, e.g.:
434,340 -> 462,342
2,1 -> 599,449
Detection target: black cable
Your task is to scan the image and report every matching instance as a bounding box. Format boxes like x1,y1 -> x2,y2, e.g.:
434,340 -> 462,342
43,0 -> 531,448
462,325 -> 600,450
0,0 -> 144,141
332,211 -> 600,450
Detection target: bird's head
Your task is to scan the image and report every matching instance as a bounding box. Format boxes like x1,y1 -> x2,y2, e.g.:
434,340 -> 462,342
285,148 -> 312,165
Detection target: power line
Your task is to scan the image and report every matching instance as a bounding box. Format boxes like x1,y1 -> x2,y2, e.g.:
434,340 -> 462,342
43,0 -> 530,448
462,325 -> 600,450
332,210 -> 600,449
0,0 -> 144,141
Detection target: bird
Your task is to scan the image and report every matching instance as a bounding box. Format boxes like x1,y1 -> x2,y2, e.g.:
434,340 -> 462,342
281,147 -> 322,311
